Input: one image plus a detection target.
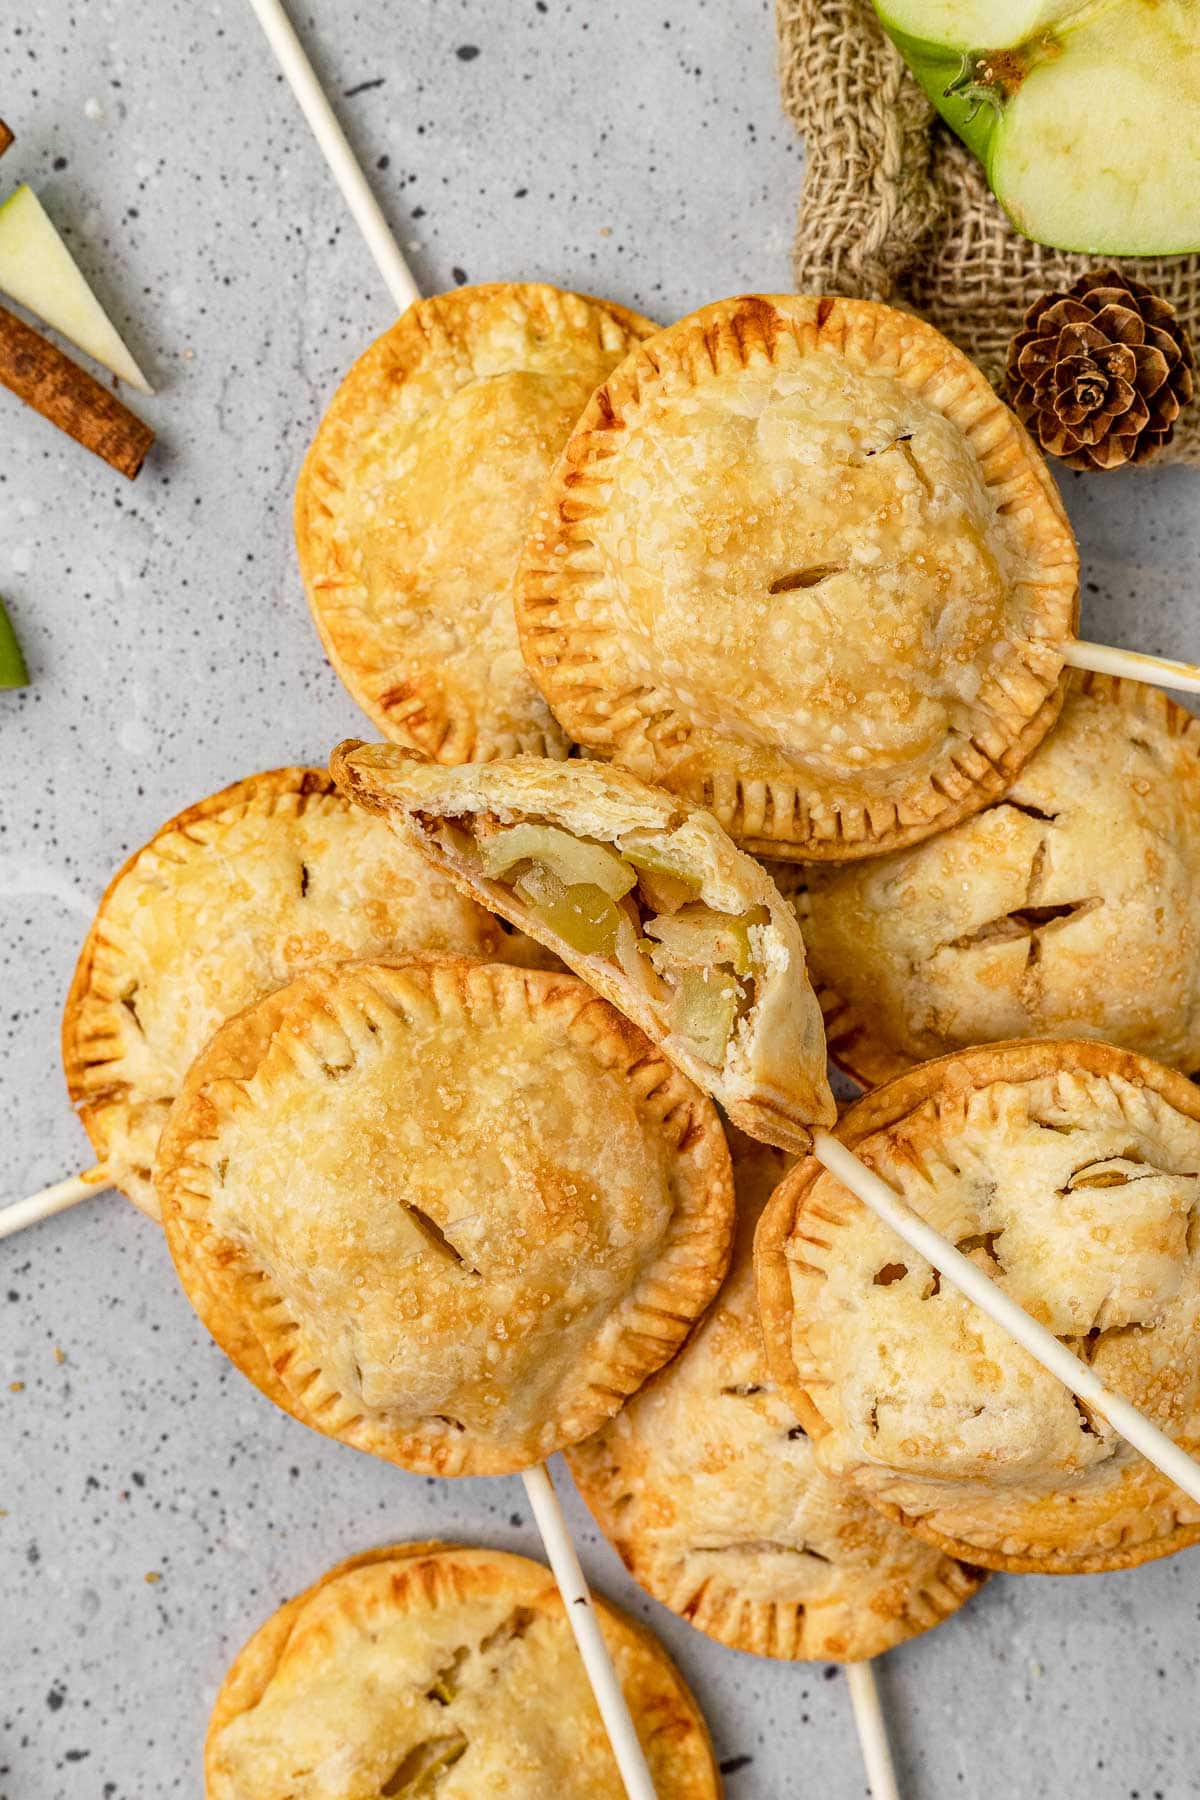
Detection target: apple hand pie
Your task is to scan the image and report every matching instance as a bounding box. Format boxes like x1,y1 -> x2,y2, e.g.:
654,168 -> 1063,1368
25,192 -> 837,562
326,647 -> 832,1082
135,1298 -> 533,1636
330,745 -> 836,1151
206,1543 -> 720,1800
799,673 -> 1200,1086
568,1135 -> 984,1661
515,292 -> 1079,861
756,1039 -> 1200,1573
62,768 -> 506,1220
295,282 -> 656,761
156,960 -> 734,1476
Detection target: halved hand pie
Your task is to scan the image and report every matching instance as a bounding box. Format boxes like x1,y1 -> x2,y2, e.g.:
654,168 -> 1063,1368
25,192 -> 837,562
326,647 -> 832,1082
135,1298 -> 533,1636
568,1135 -> 984,1661
799,673 -> 1200,1086
755,1039 -> 1200,1573
205,1542 -> 720,1799
330,745 -> 836,1151
295,281 -> 656,760
156,959 -> 734,1475
63,767 -> 504,1220
515,293 -> 1079,860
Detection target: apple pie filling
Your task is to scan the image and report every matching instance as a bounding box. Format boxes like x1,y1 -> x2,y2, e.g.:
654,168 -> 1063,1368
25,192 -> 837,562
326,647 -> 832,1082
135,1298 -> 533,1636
428,815 -> 769,1068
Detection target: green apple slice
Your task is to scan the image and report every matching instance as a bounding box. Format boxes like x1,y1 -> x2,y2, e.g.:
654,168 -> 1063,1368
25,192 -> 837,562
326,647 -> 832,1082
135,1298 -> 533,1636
0,599 -> 28,689
875,0 -> 1200,254
0,186 -> 152,392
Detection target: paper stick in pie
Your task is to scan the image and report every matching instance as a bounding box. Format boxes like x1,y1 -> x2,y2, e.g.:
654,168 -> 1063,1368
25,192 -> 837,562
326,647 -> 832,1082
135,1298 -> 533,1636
331,750 -> 1200,1515
512,290 -> 1200,866
846,1664 -> 901,1800
759,1042 -> 1200,1545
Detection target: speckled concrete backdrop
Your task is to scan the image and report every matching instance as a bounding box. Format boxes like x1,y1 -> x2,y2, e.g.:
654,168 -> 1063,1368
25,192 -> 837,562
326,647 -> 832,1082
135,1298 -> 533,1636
0,3 -> 1198,1798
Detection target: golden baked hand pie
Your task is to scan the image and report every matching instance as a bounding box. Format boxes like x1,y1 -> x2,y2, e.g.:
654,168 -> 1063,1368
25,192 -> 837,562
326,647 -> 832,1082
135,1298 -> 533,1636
206,1542 -> 720,1800
63,768 -> 505,1221
330,744 -> 836,1151
755,1039 -> 1200,1574
157,959 -> 733,1476
295,282 -> 656,760
568,1134 -> 983,1661
798,673 -> 1200,1086
515,293 -> 1079,862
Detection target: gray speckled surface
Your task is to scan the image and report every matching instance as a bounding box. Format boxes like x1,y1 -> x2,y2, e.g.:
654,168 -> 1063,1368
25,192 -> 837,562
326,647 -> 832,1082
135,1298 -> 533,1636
1,3 -> 1199,1798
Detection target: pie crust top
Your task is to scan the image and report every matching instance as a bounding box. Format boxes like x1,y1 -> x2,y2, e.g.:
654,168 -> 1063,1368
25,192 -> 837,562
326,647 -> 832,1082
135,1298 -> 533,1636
62,768 -> 504,1220
295,282 -> 656,761
331,743 -> 835,1151
156,959 -> 734,1476
755,1039 -> 1200,1574
206,1542 -> 720,1800
515,293 -> 1079,861
568,1135 -> 983,1661
801,674 -> 1200,1087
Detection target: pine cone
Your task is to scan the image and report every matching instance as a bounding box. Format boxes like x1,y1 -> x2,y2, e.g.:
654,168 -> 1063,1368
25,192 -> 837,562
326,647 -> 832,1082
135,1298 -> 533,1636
1006,270 -> 1195,472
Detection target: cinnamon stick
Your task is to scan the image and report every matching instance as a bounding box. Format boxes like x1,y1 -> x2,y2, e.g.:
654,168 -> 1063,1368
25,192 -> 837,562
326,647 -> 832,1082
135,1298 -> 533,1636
0,301 -> 153,479
0,121 -> 13,159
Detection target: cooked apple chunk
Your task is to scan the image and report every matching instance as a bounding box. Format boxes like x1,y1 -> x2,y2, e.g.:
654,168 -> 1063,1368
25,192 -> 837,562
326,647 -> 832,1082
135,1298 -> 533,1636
331,744 -> 835,1150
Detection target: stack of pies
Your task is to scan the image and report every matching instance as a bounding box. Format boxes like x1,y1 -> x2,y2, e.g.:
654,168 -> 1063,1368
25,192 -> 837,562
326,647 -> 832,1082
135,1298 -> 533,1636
57,281 -> 1200,1785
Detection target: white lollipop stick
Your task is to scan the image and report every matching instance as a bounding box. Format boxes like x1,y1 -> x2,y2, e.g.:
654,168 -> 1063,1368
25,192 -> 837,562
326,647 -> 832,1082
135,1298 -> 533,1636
522,1464 -> 657,1800
1063,639 -> 1200,696
846,1661 -> 901,1800
0,1166 -> 109,1242
811,1130 -> 1200,1506
243,0 -> 420,312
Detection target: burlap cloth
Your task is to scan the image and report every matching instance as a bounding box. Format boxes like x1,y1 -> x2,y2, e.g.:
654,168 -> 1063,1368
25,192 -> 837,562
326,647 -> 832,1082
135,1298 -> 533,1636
776,0 -> 1200,467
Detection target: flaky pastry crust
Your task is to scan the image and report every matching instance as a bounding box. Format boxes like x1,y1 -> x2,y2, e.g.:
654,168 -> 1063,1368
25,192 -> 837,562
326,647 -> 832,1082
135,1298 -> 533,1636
755,1039 -> 1200,1573
295,282 -> 656,760
801,674 -> 1200,1085
568,1136 -> 983,1659
206,1542 -> 720,1799
62,768 -> 504,1219
330,743 -> 835,1150
515,293 -> 1078,861
157,959 -> 734,1475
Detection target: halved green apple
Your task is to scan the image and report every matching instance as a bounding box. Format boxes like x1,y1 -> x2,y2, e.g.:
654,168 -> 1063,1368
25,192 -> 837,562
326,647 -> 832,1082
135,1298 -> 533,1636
874,0 -> 1200,254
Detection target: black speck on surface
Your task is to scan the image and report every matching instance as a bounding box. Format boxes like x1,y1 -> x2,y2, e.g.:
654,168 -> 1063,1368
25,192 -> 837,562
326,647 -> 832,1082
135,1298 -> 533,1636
719,1756 -> 753,1776
455,44 -> 480,61
451,267 -> 468,286
343,76 -> 385,97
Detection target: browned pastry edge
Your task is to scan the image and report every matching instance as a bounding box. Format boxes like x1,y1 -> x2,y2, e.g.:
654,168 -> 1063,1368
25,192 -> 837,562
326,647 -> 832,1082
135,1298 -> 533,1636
755,1037 -> 1200,1573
